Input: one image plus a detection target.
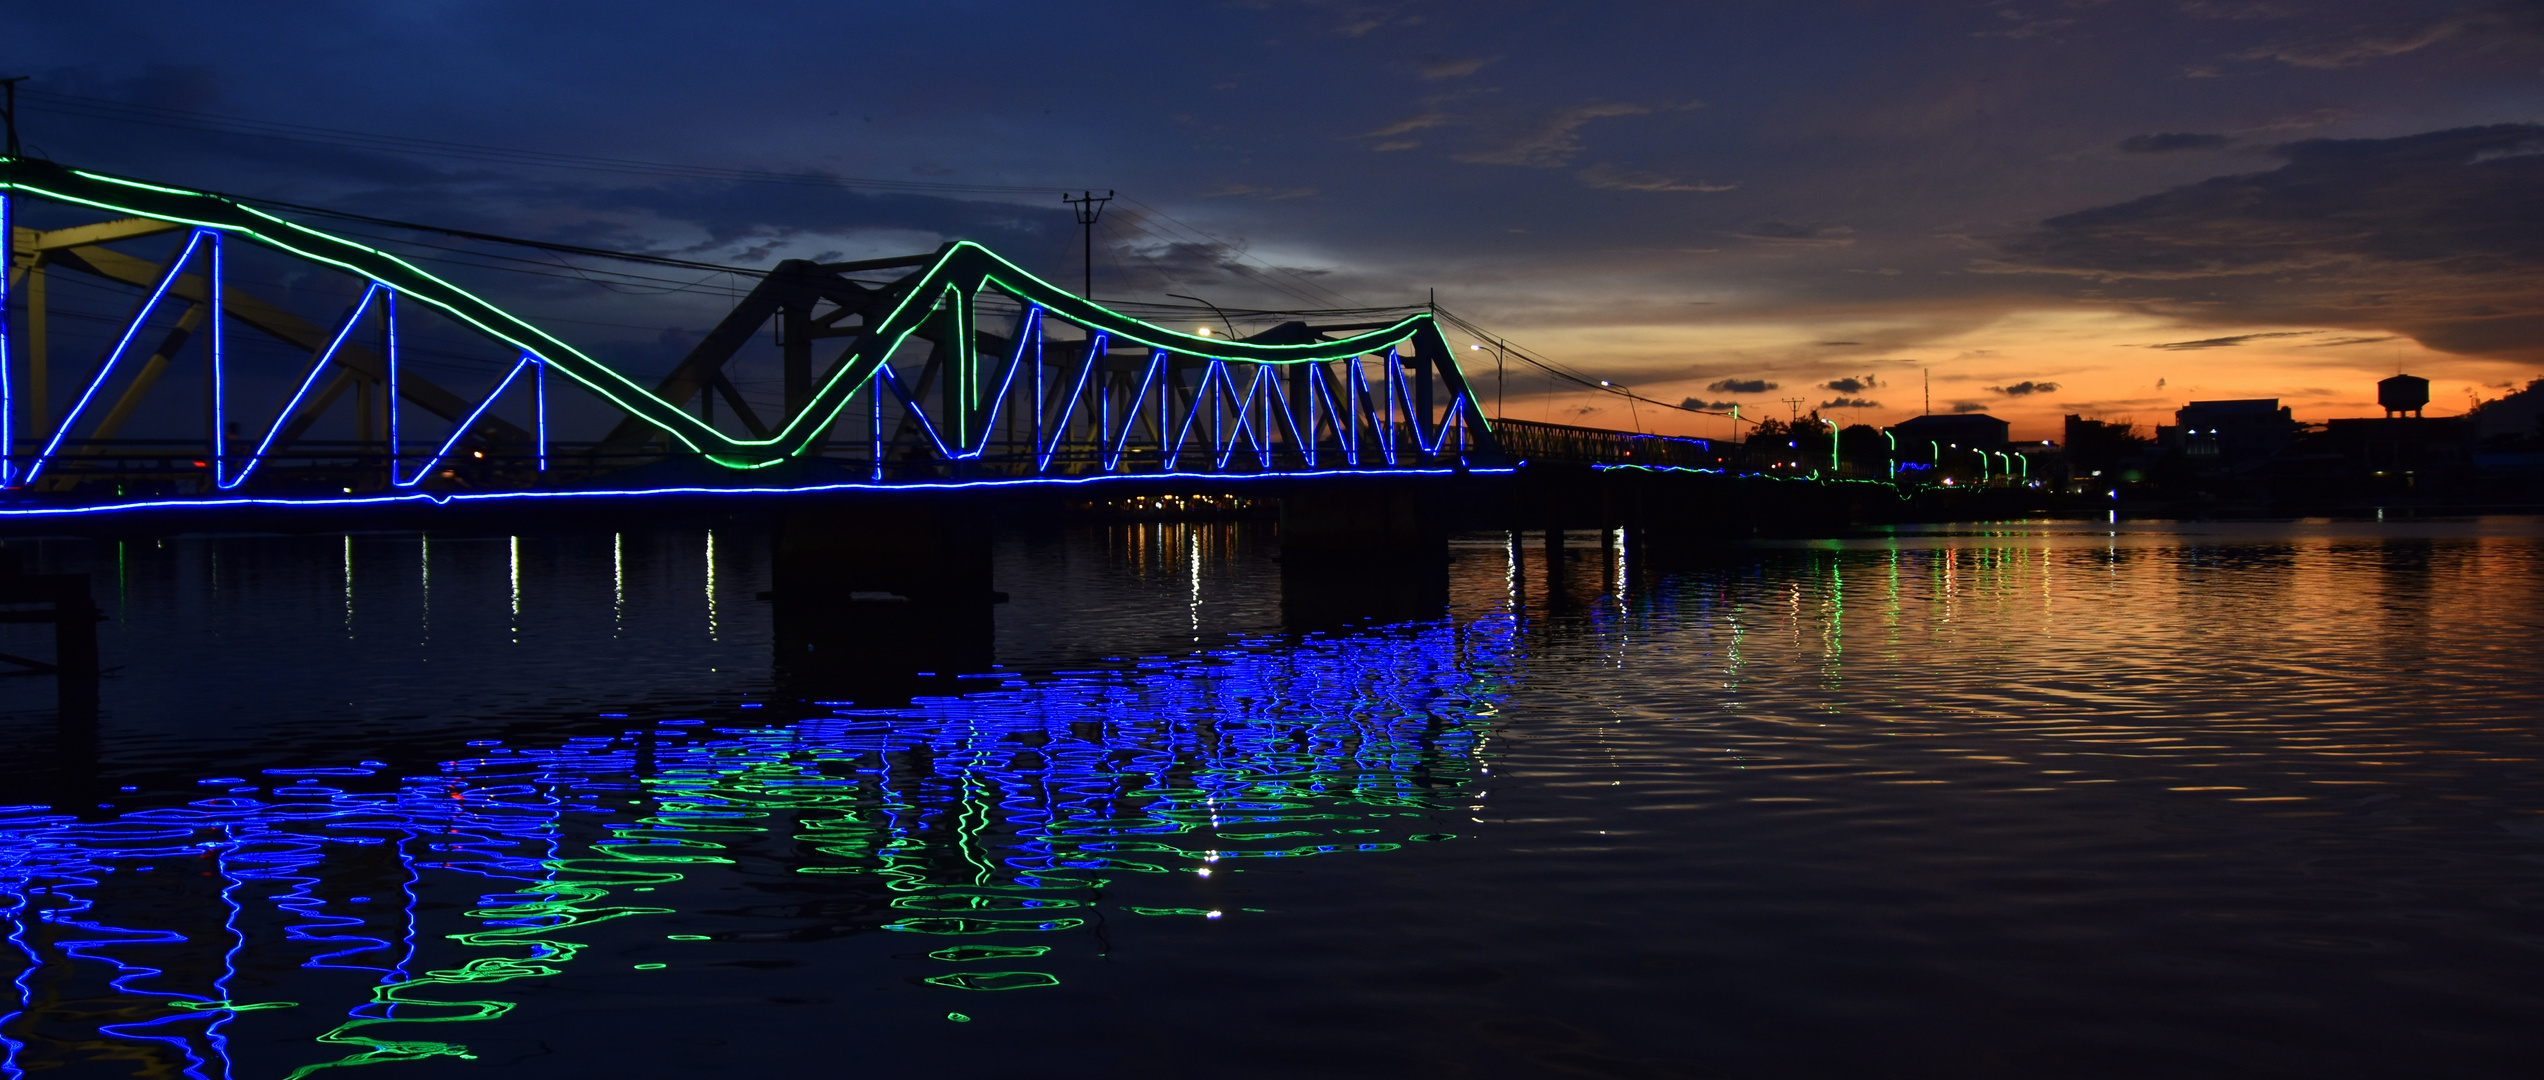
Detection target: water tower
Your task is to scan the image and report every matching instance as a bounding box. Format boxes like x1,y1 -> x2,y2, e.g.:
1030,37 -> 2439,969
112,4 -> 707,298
2378,373 -> 2429,418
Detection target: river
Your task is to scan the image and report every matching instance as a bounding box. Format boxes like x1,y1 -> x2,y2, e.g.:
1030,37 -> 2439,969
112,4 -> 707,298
2,517 -> 2539,1078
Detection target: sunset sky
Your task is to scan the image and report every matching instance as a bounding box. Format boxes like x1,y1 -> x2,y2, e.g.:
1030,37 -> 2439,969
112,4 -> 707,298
10,0 -> 2541,441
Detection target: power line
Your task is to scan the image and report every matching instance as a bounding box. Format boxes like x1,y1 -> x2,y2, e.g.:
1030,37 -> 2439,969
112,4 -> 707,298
19,88 -> 1404,321
15,88 -> 1060,197
1432,305 -> 1751,426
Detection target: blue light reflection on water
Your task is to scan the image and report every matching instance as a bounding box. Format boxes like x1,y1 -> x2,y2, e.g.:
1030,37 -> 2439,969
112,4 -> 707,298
0,617 -> 1505,1077
6,520 -> 2544,1077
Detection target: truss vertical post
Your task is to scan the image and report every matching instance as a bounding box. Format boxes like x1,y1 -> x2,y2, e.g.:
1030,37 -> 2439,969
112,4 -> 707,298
206,233 -> 225,481
781,295 -> 813,423
24,255 -> 43,457
869,378 -> 883,481
941,292 -> 975,454
1288,361 -> 1312,468
535,357 -> 548,473
0,192 -> 11,486
1257,366 -> 1274,470
1030,312 -> 1044,464
1384,350 -> 1401,465
384,290 -> 399,485
1409,345 -> 1433,459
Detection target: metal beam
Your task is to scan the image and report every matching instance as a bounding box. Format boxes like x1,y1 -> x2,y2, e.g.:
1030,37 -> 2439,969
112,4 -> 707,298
22,217 -> 185,252
84,303 -> 205,445
594,263 -> 802,450
710,371 -> 771,440
43,244 -> 529,443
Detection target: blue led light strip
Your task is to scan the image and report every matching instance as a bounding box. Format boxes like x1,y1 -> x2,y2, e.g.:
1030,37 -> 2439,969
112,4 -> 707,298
22,228 -> 210,486
218,283 -> 380,489
390,354 -> 534,488
961,305 -> 1040,462
385,290 -> 400,481
207,232 -> 227,484
1267,376 -> 1310,468
2,161 -> 1510,492
1164,360 -> 1220,471
1102,351 -> 1163,471
0,464 -> 1520,518
1037,333 -> 1104,472
1,193 -> 12,486
1311,363 -> 1351,467
535,357 -> 547,472
878,366 -> 958,461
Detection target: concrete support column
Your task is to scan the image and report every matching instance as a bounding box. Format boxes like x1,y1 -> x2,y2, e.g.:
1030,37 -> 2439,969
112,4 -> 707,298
1276,480 -> 1446,564
770,498 -> 1000,695
1276,480 -> 1449,631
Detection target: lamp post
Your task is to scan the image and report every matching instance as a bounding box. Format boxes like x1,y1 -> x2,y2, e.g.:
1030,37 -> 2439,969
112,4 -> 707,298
1820,418 -> 1839,478
1599,380 -> 1641,432
1470,342 -> 1507,419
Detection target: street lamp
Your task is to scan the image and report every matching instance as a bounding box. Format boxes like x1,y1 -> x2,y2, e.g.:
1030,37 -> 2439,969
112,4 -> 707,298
1471,342 -> 1507,418
1820,418 -> 1839,477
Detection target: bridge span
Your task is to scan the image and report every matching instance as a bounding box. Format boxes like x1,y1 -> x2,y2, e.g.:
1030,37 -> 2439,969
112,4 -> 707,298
0,157 -> 1944,691
0,159 -> 1776,506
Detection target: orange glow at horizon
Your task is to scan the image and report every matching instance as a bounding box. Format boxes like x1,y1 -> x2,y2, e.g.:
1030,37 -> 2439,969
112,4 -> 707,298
1462,308 -> 2543,442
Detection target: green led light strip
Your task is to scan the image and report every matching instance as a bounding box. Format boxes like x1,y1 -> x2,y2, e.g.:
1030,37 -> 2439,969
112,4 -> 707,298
0,157 -> 1477,469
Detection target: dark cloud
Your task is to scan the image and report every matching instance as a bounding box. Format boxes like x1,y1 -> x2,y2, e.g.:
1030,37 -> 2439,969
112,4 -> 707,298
2235,5 -> 2544,69
2000,124 -> 2544,358
1201,182 -> 1319,200
1707,378 -> 1778,394
1364,109 -> 1447,139
1680,397 -> 1740,411
1989,381 -> 2060,396
2179,2 -> 2299,18
1739,221 -> 1854,246
1819,397 -> 1881,409
2311,335 -> 2398,346
2118,132 -> 2232,153
1821,375 -> 1883,394
2145,332 -> 2312,350
1453,102 -> 1654,168
1949,401 -> 1993,414
1419,57 -> 1492,80
1576,164 -> 1735,192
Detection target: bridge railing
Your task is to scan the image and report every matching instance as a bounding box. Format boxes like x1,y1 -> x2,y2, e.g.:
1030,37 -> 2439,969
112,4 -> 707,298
1487,418 -> 1727,470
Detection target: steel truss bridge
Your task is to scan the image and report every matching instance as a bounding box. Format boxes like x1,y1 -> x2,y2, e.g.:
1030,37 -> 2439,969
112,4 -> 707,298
0,158 -> 1738,521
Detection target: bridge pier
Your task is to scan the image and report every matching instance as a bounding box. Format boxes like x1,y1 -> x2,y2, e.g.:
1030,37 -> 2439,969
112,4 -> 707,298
1276,480 -> 1448,563
1276,480 -> 1450,631
768,499 -> 1001,695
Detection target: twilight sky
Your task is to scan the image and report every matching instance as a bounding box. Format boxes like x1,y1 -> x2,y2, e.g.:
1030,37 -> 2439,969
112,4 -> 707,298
9,0 -> 2542,439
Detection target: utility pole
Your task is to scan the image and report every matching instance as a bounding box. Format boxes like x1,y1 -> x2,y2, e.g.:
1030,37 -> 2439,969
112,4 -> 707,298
1062,190 -> 1113,299
1781,397 -> 1805,423
1923,368 -> 1931,416
2,77 -> 28,159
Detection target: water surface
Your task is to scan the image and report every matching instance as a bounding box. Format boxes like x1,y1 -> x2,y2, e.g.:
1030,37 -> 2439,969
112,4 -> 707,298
3,518 -> 2541,1078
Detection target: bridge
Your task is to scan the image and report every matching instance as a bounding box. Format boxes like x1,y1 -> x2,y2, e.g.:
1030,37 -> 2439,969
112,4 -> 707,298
0,157 -> 1954,690
0,158 -> 1617,501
